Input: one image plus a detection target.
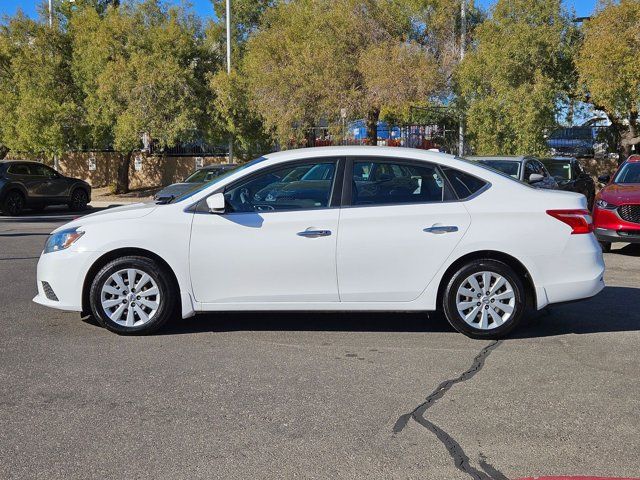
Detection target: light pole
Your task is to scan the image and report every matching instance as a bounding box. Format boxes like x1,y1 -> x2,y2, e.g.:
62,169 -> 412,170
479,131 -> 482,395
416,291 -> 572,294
49,0 -> 61,170
226,0 -> 233,163
458,0 -> 466,157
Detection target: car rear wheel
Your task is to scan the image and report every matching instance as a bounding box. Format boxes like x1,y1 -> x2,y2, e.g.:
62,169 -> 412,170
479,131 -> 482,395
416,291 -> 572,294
442,259 -> 526,339
68,188 -> 88,211
89,256 -> 176,334
1,191 -> 25,216
599,241 -> 611,253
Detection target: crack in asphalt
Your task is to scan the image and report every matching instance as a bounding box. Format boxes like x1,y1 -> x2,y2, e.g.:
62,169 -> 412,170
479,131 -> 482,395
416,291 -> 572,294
393,340 -> 504,480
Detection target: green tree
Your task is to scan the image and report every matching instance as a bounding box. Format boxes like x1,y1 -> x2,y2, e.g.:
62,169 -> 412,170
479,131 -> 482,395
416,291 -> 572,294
70,0 -> 208,193
576,0 -> 640,162
458,0 -> 578,155
0,13 -> 83,160
243,0 -> 442,145
208,69 -> 273,159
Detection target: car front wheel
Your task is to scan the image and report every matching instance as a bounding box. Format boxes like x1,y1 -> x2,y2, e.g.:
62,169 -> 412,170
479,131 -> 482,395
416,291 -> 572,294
89,256 -> 176,334
442,259 -> 526,339
68,188 -> 88,211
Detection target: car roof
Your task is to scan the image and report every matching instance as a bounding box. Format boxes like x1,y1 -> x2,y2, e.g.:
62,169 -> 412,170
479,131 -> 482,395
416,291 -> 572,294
540,156 -> 576,162
467,155 -> 529,162
0,160 -> 44,165
199,163 -> 237,170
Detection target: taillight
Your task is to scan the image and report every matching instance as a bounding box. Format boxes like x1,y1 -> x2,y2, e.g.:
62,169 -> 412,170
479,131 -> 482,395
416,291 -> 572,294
546,209 -> 594,234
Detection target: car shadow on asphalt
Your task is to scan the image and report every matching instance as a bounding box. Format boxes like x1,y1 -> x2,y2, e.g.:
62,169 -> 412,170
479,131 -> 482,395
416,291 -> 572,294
158,286 -> 640,338
513,285 -> 640,338
610,243 -> 640,257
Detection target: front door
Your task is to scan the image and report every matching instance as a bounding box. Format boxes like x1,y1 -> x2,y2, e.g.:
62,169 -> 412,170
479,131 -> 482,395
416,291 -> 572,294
337,157 -> 471,302
28,164 -> 69,200
189,158 -> 342,304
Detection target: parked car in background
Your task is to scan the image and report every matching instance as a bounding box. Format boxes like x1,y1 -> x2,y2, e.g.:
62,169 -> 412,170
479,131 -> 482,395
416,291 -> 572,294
546,118 -> 610,158
541,157 -> 596,210
154,164 -> 237,201
468,156 -> 558,190
0,160 -> 91,216
592,155 -> 640,252
34,147 -> 604,340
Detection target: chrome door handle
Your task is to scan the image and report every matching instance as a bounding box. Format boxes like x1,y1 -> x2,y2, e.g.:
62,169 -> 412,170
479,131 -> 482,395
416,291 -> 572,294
423,225 -> 458,234
297,229 -> 332,238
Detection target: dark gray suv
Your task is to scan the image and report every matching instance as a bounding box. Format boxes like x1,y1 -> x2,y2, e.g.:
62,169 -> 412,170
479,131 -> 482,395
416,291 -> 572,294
0,160 -> 91,215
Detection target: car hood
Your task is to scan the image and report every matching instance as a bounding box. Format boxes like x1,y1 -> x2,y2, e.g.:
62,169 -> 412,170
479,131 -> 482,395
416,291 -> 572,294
600,183 -> 640,204
52,201 -> 158,233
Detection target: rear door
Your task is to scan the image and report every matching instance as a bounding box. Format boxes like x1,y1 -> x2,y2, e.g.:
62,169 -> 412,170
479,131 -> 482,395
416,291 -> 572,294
336,157 -> 472,302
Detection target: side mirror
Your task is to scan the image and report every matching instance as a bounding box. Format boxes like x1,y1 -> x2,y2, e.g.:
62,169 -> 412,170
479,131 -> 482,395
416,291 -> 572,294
597,174 -> 610,184
206,193 -> 226,214
528,173 -> 544,184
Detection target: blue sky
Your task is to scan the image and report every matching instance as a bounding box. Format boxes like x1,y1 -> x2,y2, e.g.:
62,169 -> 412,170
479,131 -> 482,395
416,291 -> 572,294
1,0 -> 598,23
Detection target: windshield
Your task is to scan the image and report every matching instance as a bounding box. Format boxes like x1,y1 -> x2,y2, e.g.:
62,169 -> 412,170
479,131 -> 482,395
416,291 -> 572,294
614,162 -> 640,184
477,160 -> 521,179
184,167 -> 231,183
542,160 -> 572,180
170,156 -> 268,203
459,156 -> 533,188
300,163 -> 335,181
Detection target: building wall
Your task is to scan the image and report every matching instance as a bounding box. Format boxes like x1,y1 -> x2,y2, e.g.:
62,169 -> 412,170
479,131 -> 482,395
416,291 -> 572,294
7,152 -> 230,189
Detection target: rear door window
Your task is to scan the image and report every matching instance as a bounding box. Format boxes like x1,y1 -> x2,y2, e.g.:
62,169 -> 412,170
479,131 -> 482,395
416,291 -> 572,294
349,159 -> 451,206
8,164 -> 30,176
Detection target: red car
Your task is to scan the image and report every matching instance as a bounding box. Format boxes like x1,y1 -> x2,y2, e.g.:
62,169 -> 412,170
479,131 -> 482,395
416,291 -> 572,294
593,155 -> 640,252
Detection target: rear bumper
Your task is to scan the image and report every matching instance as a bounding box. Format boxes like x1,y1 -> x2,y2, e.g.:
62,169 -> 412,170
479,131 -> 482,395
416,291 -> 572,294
533,234 -> 605,308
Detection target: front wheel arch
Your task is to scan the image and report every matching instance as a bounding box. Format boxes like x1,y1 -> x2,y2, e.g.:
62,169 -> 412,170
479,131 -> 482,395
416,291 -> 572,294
82,248 -> 181,317
436,250 -> 537,312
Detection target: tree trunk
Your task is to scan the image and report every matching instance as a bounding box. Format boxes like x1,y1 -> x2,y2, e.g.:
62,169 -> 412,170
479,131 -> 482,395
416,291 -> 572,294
0,144 -> 8,160
115,151 -> 132,194
366,108 -> 380,146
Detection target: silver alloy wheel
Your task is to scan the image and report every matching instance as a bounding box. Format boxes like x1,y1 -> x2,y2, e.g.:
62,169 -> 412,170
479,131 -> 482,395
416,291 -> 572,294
455,271 -> 516,330
100,268 -> 160,327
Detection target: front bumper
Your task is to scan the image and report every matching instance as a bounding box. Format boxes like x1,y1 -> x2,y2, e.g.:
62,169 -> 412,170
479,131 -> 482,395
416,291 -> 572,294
33,249 -> 99,312
595,227 -> 640,244
593,206 -> 640,243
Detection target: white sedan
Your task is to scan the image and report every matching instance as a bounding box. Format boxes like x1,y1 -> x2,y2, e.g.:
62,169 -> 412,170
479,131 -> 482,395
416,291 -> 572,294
33,147 -> 605,339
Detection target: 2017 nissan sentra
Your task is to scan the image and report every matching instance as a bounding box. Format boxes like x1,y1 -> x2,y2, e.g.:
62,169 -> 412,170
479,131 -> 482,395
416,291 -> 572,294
33,147 -> 605,339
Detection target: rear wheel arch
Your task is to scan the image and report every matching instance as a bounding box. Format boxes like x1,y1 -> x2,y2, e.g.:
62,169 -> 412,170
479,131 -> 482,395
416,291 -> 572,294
82,248 -> 181,316
436,250 -> 537,311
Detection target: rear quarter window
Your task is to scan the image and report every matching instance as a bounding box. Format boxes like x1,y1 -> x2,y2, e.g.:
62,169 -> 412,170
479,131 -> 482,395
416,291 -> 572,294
441,166 -> 488,200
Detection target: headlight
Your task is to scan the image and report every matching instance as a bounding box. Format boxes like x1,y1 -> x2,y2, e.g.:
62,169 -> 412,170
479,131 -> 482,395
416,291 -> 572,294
43,227 -> 84,254
595,199 -> 617,210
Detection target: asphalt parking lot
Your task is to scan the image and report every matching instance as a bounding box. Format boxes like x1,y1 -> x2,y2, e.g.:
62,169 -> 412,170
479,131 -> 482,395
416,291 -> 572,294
1,208 -> 639,480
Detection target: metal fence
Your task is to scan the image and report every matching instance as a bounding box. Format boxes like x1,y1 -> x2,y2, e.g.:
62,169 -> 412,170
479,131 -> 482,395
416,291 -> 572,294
546,125 -> 615,158
305,122 -> 460,154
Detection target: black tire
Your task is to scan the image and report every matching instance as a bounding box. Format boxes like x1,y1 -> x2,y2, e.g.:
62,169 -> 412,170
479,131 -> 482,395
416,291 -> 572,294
1,190 -> 25,216
89,256 -> 177,335
599,241 -> 611,253
442,259 -> 526,339
68,188 -> 89,211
